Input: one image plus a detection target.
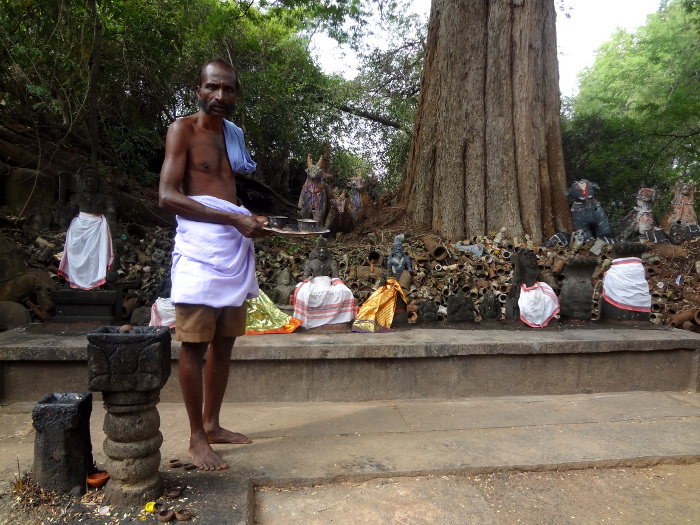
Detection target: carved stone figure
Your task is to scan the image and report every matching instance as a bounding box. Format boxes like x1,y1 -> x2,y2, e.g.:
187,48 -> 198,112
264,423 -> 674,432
447,291 -> 476,322
505,249 -> 540,320
617,187 -> 659,241
298,155 -> 330,227
294,237 -> 356,328
600,242 -> 651,322
388,234 -> 413,279
270,268 -> 297,305
479,290 -> 501,320
507,249 -> 559,327
566,179 -> 613,240
302,237 -> 338,279
418,299 -> 439,323
56,164 -> 119,290
558,257 -> 598,320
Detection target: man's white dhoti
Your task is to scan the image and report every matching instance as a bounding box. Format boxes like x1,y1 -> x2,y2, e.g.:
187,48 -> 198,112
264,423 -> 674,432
518,282 -> 560,328
293,276 -> 357,328
601,257 -> 651,312
171,195 -> 259,308
58,212 -> 113,290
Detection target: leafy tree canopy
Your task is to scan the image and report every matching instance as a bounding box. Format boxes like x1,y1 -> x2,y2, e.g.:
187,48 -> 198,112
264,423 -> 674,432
562,0 -> 700,224
0,0 -> 417,199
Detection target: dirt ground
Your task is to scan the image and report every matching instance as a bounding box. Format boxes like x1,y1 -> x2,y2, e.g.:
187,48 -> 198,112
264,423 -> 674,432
256,463 -> 700,525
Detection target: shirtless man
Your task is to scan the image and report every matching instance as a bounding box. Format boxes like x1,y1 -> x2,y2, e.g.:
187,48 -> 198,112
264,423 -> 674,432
159,58 -> 268,470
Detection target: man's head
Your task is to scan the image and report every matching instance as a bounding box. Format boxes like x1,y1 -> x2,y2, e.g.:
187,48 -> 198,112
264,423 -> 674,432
195,58 -> 241,118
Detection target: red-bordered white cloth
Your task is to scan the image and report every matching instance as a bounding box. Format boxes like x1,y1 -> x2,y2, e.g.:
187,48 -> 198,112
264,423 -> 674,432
293,276 -> 357,328
601,257 -> 651,312
518,282 -> 560,328
149,297 -> 176,328
58,212 -> 113,290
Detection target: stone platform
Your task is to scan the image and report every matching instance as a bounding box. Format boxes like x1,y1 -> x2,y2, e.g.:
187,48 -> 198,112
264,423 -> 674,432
0,322 -> 698,403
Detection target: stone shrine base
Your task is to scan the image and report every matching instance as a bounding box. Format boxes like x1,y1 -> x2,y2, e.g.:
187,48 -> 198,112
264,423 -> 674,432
0,322 -> 698,403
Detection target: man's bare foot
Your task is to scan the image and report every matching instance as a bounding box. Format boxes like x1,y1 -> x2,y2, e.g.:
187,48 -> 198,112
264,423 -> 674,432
205,425 -> 253,444
188,437 -> 229,471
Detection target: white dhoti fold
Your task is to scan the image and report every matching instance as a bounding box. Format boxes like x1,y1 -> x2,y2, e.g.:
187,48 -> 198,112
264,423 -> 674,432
293,276 -> 357,328
519,282 -> 560,328
171,196 -> 259,307
602,257 -> 651,312
58,212 -> 113,290
150,297 -> 176,328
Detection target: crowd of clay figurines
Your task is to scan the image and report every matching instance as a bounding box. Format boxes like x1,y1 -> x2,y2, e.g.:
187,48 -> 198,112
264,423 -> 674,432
9,162 -> 697,333
248,177 -> 698,331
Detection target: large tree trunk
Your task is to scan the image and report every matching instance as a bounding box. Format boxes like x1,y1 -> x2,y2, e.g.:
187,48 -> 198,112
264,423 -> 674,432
397,0 -> 572,243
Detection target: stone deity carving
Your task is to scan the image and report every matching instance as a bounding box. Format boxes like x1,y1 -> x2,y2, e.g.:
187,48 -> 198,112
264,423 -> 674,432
447,291 -> 476,323
302,238 -> 339,279
293,237 -> 356,328
388,234 -> 413,280
270,267 -> 297,305
55,164 -> 119,289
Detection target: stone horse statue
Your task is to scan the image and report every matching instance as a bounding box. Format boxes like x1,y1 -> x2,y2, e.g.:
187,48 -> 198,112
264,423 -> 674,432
565,179 -> 613,241
298,155 -> 330,227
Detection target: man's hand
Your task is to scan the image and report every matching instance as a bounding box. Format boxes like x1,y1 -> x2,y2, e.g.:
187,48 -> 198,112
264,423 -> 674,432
230,213 -> 270,239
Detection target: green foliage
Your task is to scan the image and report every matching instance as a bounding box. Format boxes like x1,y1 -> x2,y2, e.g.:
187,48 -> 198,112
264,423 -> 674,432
562,0 -> 700,224
320,5 -> 426,195
0,0 -> 380,195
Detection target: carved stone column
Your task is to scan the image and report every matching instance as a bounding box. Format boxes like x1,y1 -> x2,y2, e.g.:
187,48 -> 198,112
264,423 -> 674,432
86,326 -> 171,505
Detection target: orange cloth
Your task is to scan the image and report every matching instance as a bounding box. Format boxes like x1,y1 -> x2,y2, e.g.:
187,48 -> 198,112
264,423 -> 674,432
352,278 -> 406,333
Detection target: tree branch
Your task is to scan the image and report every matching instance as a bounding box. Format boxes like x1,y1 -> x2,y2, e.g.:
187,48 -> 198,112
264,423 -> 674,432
336,104 -> 408,131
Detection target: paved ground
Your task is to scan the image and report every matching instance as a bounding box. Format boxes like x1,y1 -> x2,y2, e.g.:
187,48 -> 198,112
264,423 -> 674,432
256,464 -> 700,524
0,391 -> 699,523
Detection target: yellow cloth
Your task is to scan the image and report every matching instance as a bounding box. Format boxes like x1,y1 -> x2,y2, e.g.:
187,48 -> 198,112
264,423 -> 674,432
352,278 -> 406,333
246,290 -> 301,335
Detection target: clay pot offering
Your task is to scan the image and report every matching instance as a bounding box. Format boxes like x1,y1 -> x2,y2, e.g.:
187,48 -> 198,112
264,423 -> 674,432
175,509 -> 193,521
86,471 -> 110,488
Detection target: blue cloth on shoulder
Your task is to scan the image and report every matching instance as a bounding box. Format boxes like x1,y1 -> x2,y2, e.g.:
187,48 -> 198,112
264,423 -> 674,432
222,119 -> 257,173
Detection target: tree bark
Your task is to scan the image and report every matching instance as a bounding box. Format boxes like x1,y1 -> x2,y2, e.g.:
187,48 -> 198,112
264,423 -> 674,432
397,0 -> 571,243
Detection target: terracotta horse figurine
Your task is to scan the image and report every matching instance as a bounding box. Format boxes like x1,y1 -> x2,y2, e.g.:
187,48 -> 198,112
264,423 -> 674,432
298,155 -> 330,227
325,188 -> 352,235
617,187 -> 660,241
662,180 -> 697,230
663,180 -> 700,243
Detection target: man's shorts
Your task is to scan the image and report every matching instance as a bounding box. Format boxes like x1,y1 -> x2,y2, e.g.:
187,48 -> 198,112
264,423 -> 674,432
174,303 -> 248,342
